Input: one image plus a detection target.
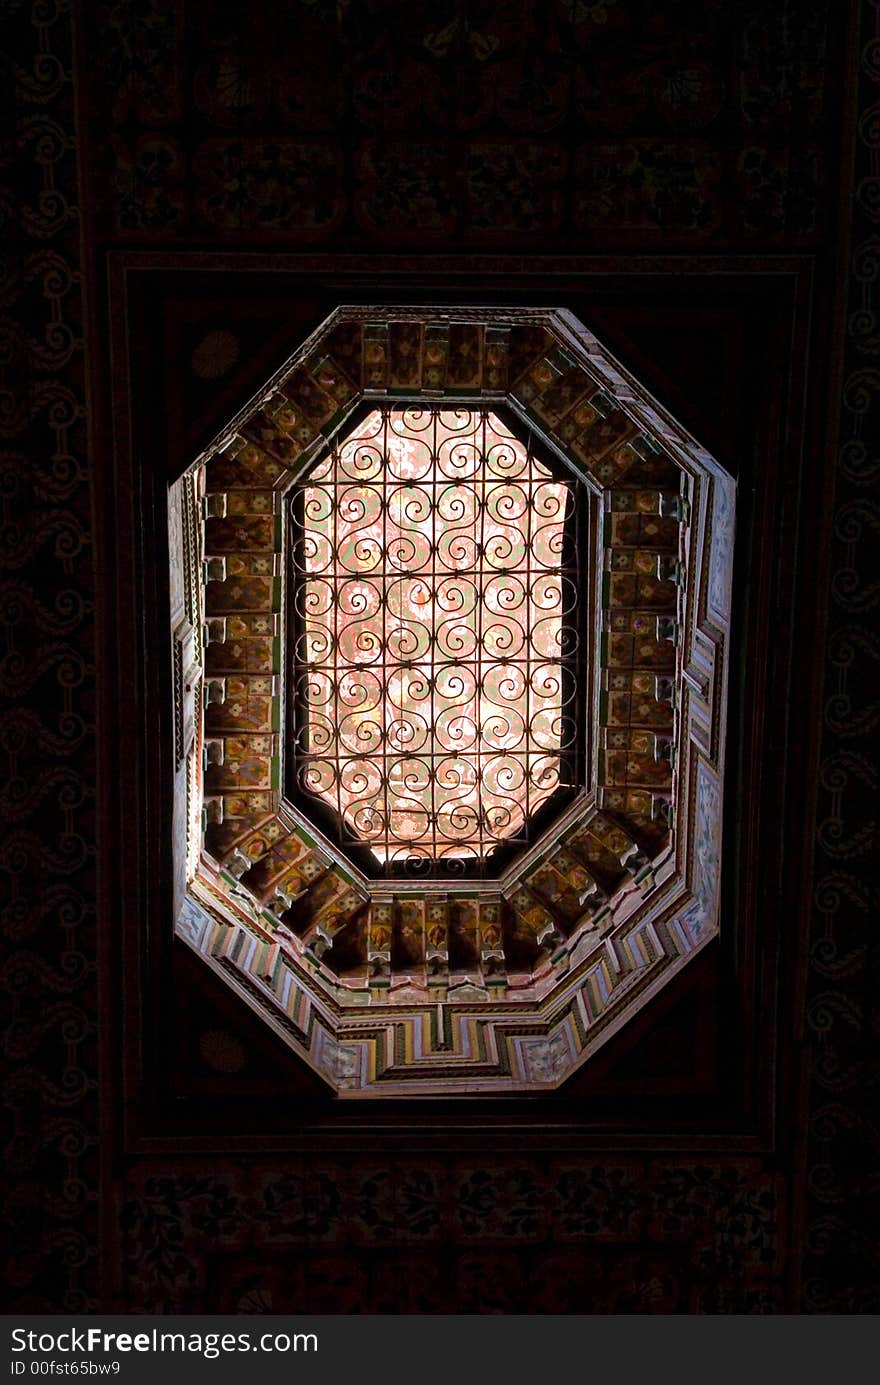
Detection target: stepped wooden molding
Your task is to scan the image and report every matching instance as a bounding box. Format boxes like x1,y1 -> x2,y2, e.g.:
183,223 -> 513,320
170,306 -> 734,1096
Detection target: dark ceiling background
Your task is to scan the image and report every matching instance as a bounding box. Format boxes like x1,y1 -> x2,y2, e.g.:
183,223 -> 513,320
2,0 -> 876,1314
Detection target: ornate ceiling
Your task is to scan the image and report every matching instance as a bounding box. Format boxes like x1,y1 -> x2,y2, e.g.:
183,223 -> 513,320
170,306 -> 734,1096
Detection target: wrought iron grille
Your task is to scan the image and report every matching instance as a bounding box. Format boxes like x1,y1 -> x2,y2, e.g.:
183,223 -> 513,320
287,406 -> 586,878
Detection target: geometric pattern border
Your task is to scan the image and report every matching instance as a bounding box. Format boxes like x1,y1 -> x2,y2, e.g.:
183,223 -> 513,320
171,306 -> 734,1095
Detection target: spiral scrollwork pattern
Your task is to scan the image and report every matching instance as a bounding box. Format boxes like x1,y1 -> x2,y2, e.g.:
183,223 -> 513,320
289,407 -> 584,876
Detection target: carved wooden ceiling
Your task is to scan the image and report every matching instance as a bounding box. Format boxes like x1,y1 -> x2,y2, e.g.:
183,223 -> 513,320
170,306 -> 734,1096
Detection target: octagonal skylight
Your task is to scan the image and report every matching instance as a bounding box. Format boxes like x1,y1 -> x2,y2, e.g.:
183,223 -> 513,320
173,306 -> 735,1096
287,405 -> 586,877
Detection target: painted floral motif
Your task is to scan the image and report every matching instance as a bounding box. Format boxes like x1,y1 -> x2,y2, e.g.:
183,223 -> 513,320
681,764 -> 721,947
522,1029 -> 571,1083
192,139 -> 344,235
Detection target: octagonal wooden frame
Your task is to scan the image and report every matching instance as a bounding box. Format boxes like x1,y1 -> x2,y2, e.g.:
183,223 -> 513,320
170,305 -> 734,1096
